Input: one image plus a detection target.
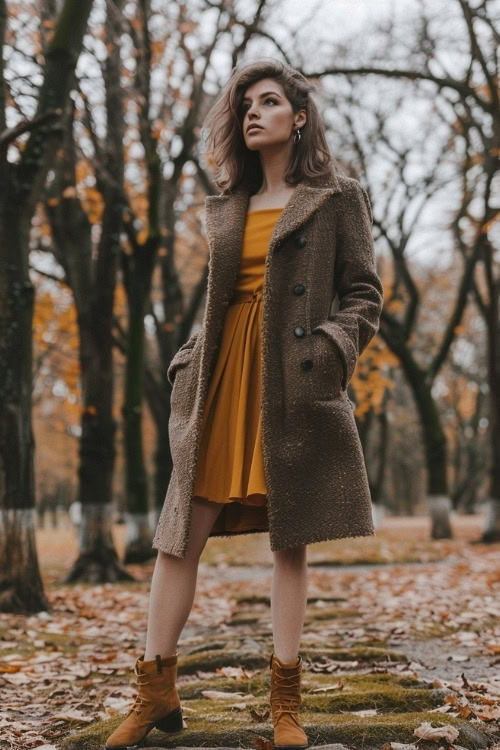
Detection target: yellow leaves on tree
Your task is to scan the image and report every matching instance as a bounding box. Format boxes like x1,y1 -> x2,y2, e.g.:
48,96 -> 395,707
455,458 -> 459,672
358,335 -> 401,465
125,192 -> 151,246
81,186 -> 104,225
113,283 -> 128,355
136,228 -> 149,245
33,287 -> 81,431
456,382 -> 478,422
150,41 -> 165,61
75,159 -> 104,225
351,337 -> 397,419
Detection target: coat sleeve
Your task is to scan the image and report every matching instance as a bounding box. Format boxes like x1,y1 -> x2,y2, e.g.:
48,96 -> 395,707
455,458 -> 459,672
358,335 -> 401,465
312,181 -> 384,391
167,331 -> 199,387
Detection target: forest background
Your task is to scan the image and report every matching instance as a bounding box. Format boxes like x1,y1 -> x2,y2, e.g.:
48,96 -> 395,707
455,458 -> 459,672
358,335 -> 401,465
0,0 -> 499,609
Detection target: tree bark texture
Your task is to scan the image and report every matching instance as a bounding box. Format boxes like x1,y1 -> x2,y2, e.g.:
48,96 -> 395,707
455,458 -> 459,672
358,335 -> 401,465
0,0 -> 94,612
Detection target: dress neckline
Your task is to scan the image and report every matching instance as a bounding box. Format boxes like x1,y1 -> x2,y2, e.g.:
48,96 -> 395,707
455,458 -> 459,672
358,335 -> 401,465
247,207 -> 285,214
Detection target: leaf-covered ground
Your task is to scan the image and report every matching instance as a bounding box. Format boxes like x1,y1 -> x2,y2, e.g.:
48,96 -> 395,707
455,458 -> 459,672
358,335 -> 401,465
1,515 -> 499,750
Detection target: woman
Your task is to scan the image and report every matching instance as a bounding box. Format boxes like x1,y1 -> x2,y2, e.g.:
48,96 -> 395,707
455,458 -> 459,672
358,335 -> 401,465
106,59 -> 384,750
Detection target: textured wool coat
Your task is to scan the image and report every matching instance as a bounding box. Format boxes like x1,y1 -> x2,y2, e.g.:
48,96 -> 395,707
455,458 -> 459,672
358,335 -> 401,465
152,171 -> 384,558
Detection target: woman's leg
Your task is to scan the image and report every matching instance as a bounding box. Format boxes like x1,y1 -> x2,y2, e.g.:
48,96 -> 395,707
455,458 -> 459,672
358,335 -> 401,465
144,498 -> 224,660
271,545 -> 308,663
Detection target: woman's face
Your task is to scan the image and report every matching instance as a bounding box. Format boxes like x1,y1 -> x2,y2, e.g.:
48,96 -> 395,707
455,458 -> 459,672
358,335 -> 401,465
241,77 -> 305,151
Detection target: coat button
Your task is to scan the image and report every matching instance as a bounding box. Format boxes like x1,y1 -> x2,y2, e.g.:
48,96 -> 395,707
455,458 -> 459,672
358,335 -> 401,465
301,359 -> 313,371
293,283 -> 305,295
295,234 -> 307,248
294,326 -> 305,337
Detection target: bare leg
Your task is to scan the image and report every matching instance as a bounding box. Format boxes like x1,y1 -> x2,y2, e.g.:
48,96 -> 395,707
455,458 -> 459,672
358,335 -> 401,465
144,498 -> 224,660
271,545 -> 308,663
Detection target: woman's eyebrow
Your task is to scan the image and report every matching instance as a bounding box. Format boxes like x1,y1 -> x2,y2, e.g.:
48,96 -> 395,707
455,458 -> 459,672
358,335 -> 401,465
242,91 -> 282,102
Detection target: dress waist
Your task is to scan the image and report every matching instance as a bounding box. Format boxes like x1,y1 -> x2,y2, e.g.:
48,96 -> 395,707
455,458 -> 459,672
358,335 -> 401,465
229,288 -> 263,305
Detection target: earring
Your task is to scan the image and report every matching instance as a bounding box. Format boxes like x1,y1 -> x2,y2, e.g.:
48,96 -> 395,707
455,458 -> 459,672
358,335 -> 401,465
293,127 -> 301,145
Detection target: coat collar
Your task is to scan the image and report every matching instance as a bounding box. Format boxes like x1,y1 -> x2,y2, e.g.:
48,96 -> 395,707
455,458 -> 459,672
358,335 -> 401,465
204,171 -> 342,257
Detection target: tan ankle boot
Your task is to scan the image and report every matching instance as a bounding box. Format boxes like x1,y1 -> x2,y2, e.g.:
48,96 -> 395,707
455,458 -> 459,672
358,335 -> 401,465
269,652 -> 309,749
105,652 -> 183,749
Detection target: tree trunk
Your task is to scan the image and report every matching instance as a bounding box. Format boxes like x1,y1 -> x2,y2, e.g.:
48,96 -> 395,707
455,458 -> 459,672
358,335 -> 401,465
124,512 -> 155,564
482,276 -> 500,541
414,386 -> 452,538
380,330 -> 452,538
371,393 -> 389,527
61,503 -> 132,583
0,0 -> 93,613
0,194 -> 46,613
122,240 -> 157,563
0,509 -> 48,613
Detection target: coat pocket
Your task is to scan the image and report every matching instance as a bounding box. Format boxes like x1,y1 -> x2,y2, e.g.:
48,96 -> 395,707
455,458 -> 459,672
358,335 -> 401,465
167,344 -> 198,387
167,331 -> 200,387
309,330 -> 345,401
169,357 -> 197,425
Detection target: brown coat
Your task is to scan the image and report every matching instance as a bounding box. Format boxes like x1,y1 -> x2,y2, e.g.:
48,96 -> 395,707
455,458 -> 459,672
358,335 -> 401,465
152,171 -> 384,558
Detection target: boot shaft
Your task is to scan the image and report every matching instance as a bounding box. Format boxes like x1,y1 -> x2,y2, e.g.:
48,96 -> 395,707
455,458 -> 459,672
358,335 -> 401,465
269,652 -> 308,748
105,652 -> 183,749
269,653 -> 302,719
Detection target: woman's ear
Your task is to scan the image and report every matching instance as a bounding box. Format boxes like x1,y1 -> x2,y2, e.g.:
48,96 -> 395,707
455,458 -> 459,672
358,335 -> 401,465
294,110 -> 307,129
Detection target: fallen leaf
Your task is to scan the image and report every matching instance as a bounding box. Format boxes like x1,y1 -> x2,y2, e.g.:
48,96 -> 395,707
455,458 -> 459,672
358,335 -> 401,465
51,710 -> 94,723
311,680 -> 343,693
201,689 -> 248,700
250,707 -> 270,721
413,722 -> 460,743
0,663 -> 22,673
474,705 -> 500,721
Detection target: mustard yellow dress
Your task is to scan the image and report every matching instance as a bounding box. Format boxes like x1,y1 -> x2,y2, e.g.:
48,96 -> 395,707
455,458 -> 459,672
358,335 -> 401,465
193,208 -> 283,534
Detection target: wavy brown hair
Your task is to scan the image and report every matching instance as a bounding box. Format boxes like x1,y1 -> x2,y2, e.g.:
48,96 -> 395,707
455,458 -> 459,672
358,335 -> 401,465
202,58 -> 337,194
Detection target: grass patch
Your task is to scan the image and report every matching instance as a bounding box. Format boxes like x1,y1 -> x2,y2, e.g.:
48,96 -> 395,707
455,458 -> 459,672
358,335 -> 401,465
177,646 -> 407,675
62,710 -> 490,750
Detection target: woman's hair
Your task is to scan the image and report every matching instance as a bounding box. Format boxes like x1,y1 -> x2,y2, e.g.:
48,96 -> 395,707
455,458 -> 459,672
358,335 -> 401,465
201,58 -> 337,194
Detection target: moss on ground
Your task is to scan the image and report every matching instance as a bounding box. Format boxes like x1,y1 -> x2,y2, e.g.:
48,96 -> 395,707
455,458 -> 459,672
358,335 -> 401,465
176,676 -> 436,714
178,646 -> 406,675
0,630 -> 80,657
349,637 -> 388,648
228,605 -> 360,627
62,709 -> 490,750
303,687 -> 437,712
227,612 -> 263,626
304,606 -> 361,621
62,665 -> 489,750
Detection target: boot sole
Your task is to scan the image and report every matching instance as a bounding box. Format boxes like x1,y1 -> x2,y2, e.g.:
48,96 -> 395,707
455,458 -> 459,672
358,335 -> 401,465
104,706 -> 184,750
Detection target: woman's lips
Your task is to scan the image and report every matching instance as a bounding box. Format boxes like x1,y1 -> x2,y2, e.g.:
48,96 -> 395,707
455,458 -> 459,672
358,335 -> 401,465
247,125 -> 264,133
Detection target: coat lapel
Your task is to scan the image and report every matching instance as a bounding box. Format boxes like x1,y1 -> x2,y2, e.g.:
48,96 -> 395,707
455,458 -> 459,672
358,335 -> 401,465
204,171 -> 343,260
268,172 -> 343,253
202,172 -> 343,313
